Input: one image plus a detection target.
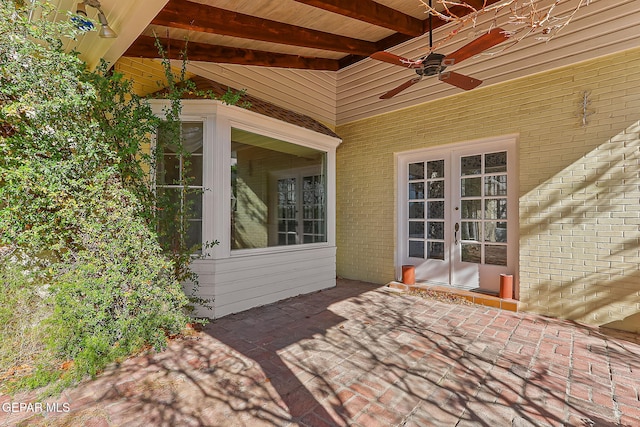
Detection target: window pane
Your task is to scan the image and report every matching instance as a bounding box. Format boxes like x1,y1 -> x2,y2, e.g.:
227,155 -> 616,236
409,221 -> 425,238
186,220 -> 202,252
409,163 -> 424,180
409,202 -> 424,219
427,160 -> 444,179
461,243 -> 481,263
409,182 -> 424,199
485,245 -> 507,266
185,155 -> 203,186
230,128 -> 327,249
485,198 -> 507,219
485,175 -> 507,196
461,177 -> 481,197
485,222 -> 507,243
158,154 -> 180,185
461,221 -> 480,241
428,180 -> 444,199
427,221 -> 444,239
186,191 -> 203,219
485,151 -> 507,173
461,199 -> 481,219
409,241 -> 424,258
427,242 -> 444,260
427,201 -> 444,219
461,155 -> 481,175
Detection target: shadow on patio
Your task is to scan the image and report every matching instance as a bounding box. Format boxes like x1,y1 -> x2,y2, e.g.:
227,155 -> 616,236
6,279 -> 640,426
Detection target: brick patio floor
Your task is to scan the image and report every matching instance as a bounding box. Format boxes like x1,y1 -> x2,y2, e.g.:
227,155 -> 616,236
2,279 -> 640,426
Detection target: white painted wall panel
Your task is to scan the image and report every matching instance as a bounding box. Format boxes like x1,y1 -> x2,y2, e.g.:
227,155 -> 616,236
187,247 -> 336,318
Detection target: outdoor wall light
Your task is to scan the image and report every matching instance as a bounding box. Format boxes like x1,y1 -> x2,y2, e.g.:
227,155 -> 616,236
73,0 -> 117,38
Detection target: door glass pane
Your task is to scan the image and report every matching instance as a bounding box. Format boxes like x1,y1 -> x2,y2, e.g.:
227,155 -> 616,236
409,182 -> 425,199
427,221 -> 444,239
428,242 -> 444,260
485,222 -> 507,243
461,221 -> 480,241
485,175 -> 507,196
461,243 -> 481,263
461,199 -> 481,219
485,245 -> 507,266
427,160 -> 444,179
409,163 -> 424,180
409,202 -> 424,219
427,201 -> 444,219
461,177 -> 481,197
485,199 -> 507,219
409,241 -> 424,258
409,221 -> 425,238
461,155 -> 481,175
485,151 -> 507,173
428,181 -> 444,198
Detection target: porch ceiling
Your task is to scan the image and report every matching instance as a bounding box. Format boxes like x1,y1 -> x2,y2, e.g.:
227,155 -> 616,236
123,0 -> 505,71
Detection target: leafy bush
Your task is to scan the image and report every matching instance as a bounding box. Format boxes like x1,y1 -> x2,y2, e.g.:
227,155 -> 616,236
0,1 -> 190,391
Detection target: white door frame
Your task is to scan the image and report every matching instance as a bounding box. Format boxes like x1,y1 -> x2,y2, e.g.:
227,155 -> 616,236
396,134 -> 519,294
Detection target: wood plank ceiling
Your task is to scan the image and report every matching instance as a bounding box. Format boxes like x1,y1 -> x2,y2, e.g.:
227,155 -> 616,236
124,0 -> 503,71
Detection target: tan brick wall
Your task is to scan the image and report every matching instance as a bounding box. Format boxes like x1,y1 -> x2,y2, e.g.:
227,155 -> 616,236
335,46 -> 640,332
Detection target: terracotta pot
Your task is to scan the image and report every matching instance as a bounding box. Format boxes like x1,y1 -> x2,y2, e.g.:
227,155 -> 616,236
402,265 -> 415,285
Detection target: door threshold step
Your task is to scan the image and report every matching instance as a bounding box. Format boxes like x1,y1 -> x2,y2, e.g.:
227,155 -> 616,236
387,281 -> 519,312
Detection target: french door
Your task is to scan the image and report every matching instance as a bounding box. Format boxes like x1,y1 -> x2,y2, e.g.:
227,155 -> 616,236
398,136 -> 518,293
271,167 -> 326,246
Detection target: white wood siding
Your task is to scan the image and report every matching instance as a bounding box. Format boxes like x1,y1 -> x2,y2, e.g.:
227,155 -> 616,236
188,247 -> 337,318
336,0 -> 640,125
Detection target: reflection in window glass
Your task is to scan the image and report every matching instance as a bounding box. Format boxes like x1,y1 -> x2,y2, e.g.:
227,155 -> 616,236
409,202 -> 424,219
427,201 -> 444,219
427,222 -> 444,239
485,175 -> 507,196
485,245 -> 507,266
461,155 -> 481,175
428,242 -> 444,260
231,128 -> 327,249
409,221 -> 425,238
409,241 -> 424,258
485,151 -> 507,173
427,160 -> 444,179
409,182 -> 424,200
461,177 -> 481,197
461,243 -> 481,263
428,181 -> 444,199
409,163 -> 424,180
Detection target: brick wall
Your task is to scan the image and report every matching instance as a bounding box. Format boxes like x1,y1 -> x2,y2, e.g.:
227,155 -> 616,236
335,46 -> 640,332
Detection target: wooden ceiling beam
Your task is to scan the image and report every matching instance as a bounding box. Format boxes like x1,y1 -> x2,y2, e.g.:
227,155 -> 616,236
152,0 -> 378,56
292,0 -> 424,37
124,36 -> 340,71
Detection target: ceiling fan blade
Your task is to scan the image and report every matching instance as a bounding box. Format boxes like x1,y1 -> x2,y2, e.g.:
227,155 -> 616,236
439,71 -> 482,90
443,28 -> 508,66
370,51 -> 422,68
380,77 -> 422,99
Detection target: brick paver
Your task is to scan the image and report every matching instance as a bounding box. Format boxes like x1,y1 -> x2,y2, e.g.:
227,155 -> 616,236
2,279 -> 639,426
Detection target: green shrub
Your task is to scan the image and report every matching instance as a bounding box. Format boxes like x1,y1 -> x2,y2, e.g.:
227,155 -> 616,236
0,1 -> 191,391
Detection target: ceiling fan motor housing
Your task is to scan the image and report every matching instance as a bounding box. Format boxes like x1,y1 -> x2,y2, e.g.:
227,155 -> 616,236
416,53 -> 446,76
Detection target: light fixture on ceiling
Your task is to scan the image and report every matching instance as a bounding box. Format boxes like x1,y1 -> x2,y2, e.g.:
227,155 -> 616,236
73,0 -> 117,38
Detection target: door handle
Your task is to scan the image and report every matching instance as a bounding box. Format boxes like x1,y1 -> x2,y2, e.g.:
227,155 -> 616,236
454,222 -> 459,245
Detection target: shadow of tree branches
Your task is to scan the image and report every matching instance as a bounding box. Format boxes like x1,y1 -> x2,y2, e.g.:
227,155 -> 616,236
10,279 -> 639,426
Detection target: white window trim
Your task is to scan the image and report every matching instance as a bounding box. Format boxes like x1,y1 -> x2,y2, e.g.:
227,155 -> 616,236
149,99 -> 340,261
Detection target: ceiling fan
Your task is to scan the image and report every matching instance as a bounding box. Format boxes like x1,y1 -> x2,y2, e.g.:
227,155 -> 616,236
370,1 -> 509,99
